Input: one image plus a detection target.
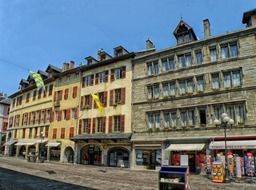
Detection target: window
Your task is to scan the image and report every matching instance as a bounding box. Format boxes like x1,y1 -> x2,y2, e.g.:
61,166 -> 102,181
180,111 -> 187,127
54,111 -> 58,121
179,78 -> 194,95
169,57 -> 175,71
199,109 -> 207,125
221,42 -> 238,59
147,112 -> 160,128
211,73 -> 220,89
69,127 -> 74,138
163,112 -> 170,127
61,128 -> 65,138
232,70 -> 241,87
34,127 -> 38,138
187,79 -> 193,93
195,50 -> 203,65
82,119 -> 91,133
147,84 -> 160,99
45,127 -> 49,138
22,128 -> 26,138
114,116 -> 121,132
223,70 -> 241,88
223,72 -> 231,88
161,58 -> 168,72
64,88 -> 69,100
187,110 -> 195,126
180,109 -> 195,127
82,74 -> 94,87
235,104 -> 245,124
96,92 -> 107,107
96,117 -> 105,133
147,61 -> 159,75
169,82 -> 176,96
114,68 -> 121,80
63,110 -> 67,120
26,93 -> 30,103
98,71 -> 107,83
179,80 -> 186,95
33,90 -> 37,100
43,86 -> 48,97
210,47 -> 217,62
52,128 -> 57,139
196,76 -> 204,92
29,128 -> 32,138
114,89 -> 121,103
38,89 -> 42,99
178,53 -> 192,68
72,86 -> 77,98
71,108 -> 76,119
66,75 -> 71,82
74,73 -> 79,80
178,55 -> 185,68
111,67 -> 126,81
213,105 -> 222,120
48,84 -> 53,96
162,82 -> 169,97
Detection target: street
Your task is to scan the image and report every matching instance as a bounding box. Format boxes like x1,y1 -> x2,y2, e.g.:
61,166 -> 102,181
0,157 -> 256,190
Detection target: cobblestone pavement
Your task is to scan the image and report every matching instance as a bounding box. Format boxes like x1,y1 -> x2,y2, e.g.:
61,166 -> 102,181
0,156 -> 256,190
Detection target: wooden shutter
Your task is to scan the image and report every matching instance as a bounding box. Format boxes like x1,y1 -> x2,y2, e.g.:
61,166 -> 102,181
120,115 -> 125,132
50,108 -> 54,122
59,90 -> 63,100
54,92 -> 57,102
109,90 -> 114,106
66,109 -> 70,120
78,120 -> 82,134
61,128 -> 65,139
74,107 -> 78,119
102,117 -> 106,133
28,112 -> 31,125
95,73 -> 99,84
58,110 -> 62,121
88,118 -> 91,133
38,111 -> 41,124
82,77 -> 85,88
92,118 -> 96,134
104,71 -> 108,82
64,88 -> 69,100
33,112 -> 36,125
121,88 -> 126,104
121,66 -> 126,78
44,109 -> 47,123
73,86 -> 77,98
103,91 -> 107,107
110,69 -> 115,81
80,96 -> 84,110
69,127 -> 74,138
108,116 -> 112,133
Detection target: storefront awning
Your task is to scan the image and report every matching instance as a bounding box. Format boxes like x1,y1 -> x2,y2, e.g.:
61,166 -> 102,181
46,142 -> 60,147
15,142 -> 36,146
3,139 -> 17,146
71,133 -> 132,141
35,139 -> 48,144
209,140 -> 256,150
165,144 -> 205,151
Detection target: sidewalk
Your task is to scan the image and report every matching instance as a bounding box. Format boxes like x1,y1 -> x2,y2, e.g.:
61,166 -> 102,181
1,157 -> 256,190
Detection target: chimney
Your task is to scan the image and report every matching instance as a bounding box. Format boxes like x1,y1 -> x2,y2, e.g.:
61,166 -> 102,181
69,61 -> 75,69
203,19 -> 211,39
63,62 -> 69,71
146,39 -> 155,49
242,9 -> 256,27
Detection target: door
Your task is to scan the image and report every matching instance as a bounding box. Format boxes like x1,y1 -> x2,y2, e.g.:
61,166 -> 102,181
188,153 -> 196,173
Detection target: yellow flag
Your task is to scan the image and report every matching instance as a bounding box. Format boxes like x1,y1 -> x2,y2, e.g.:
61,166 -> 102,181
91,94 -> 104,113
30,71 -> 45,90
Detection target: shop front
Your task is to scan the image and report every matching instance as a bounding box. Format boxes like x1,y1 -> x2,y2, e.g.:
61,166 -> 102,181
46,142 -> 61,161
4,139 -> 17,156
209,140 -> 256,177
108,147 -> 129,167
80,144 -> 102,165
165,143 -> 206,173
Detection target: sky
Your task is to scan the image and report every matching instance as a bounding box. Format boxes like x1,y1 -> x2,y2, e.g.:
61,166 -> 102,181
0,0 -> 255,95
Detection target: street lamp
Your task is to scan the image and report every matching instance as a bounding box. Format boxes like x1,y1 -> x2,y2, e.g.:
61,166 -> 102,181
214,113 -> 234,183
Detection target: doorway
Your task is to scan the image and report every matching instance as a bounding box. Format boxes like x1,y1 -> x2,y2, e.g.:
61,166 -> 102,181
199,109 -> 206,126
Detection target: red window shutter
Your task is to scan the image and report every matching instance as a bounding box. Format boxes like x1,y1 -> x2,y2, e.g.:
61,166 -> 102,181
69,127 -> 74,138
121,88 -> 126,104
88,118 -> 91,133
74,107 -> 78,119
79,120 -> 82,134
73,86 -> 77,98
64,88 -> 69,100
27,113 -> 30,125
53,128 -> 57,139
111,69 -> 115,81
50,109 -> 54,122
58,110 -> 62,121
104,71 -> 108,82
61,128 -> 65,139
102,117 -> 106,133
103,91 -> 107,107
108,116 -> 112,133
92,118 -> 96,134
80,96 -> 84,110
110,90 -> 114,106
121,66 -> 126,78
95,74 -> 99,84
120,115 -> 125,132
54,92 -> 57,102
66,109 -> 70,120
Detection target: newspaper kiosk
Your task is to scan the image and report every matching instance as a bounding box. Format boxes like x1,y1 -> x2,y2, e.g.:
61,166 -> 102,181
159,166 -> 190,190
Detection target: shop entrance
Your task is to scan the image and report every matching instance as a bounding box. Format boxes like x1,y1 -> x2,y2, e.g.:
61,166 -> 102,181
64,146 -> 74,163
80,144 -> 102,165
18,145 -> 26,158
108,148 -> 129,167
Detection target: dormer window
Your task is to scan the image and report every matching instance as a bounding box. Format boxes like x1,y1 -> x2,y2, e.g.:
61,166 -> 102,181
173,20 -> 197,45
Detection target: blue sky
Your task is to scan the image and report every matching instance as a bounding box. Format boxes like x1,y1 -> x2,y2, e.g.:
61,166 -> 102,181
0,0 -> 255,95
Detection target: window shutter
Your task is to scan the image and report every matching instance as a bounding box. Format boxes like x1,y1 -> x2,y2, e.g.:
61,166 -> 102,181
66,109 -> 70,120
88,118 -> 91,133
54,92 -> 57,102
95,74 -> 99,84
28,113 -> 30,125
104,71 -> 108,82
44,109 -> 47,123
121,88 -> 126,104
78,120 -> 82,134
74,107 -> 78,119
33,113 -> 36,125
121,66 -> 126,78
91,75 -> 94,86
80,96 -> 84,110
120,115 -> 125,132
73,86 -> 77,98
38,111 -> 41,124
111,69 -> 115,81
22,114 -> 24,126
50,108 -> 54,122
58,110 -> 62,121
69,127 -> 74,138
82,78 -> 85,88
92,118 -> 96,134
103,91 -> 107,107
60,90 -> 63,100
64,88 -> 69,100
110,90 -> 114,106
102,117 -> 106,133
108,116 -> 112,133
89,95 -> 92,109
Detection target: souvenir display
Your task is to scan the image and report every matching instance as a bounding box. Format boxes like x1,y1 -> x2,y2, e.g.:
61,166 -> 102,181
212,162 -> 224,183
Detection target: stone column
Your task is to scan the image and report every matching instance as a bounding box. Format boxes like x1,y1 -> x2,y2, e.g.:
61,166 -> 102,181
47,146 -> 50,161
130,144 -> 136,169
73,143 -> 79,164
25,145 -> 29,160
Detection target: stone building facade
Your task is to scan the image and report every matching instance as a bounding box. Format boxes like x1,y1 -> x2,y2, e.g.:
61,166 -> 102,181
131,10 -> 256,171
0,94 -> 10,154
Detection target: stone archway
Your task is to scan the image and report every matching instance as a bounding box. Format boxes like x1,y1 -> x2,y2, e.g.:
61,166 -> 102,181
108,147 -> 130,168
18,145 -> 26,158
64,146 -> 74,163
80,144 -> 102,165
28,145 -> 36,155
